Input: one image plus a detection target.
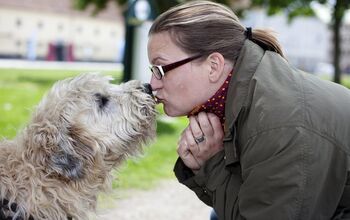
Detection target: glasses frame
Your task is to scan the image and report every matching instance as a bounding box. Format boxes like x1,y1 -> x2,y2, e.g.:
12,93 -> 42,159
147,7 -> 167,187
149,54 -> 202,80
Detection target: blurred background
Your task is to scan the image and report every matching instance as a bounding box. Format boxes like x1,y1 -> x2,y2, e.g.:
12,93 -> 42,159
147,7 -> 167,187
0,0 -> 125,62
0,0 -> 350,82
0,0 -> 349,219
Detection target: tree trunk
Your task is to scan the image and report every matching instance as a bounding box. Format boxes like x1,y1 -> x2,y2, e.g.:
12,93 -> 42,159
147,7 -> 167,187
332,0 -> 344,84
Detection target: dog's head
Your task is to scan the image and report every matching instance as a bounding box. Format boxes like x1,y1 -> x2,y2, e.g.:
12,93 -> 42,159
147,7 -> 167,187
26,73 -> 157,181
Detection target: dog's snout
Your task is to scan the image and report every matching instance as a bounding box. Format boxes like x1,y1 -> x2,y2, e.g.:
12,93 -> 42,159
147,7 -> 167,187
142,83 -> 153,96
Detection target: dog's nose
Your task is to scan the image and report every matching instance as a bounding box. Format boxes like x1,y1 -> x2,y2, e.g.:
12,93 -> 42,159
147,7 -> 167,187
142,83 -> 153,96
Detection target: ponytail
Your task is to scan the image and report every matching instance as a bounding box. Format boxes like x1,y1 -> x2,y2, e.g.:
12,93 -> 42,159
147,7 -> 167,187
249,28 -> 285,58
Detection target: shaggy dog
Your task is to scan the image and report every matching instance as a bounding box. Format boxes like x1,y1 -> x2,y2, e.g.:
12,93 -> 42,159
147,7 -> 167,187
0,73 -> 157,220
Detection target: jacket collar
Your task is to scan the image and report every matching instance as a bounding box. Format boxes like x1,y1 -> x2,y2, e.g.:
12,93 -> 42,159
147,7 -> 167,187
224,40 -> 265,137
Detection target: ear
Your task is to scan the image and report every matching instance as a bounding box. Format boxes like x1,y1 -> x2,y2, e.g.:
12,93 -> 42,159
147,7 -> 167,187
207,52 -> 226,83
50,123 -> 98,181
50,150 -> 84,180
31,120 -> 86,180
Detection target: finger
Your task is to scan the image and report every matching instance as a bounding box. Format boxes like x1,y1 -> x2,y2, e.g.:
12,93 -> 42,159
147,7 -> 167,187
197,112 -> 214,137
207,113 -> 224,138
177,141 -> 201,170
185,128 -> 200,154
180,126 -> 189,137
189,116 -> 204,141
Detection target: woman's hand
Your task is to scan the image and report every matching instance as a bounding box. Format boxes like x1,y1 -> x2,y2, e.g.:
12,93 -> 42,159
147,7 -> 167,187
177,112 -> 224,171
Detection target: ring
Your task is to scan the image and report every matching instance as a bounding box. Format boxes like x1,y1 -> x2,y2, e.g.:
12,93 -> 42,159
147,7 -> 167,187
194,135 -> 205,144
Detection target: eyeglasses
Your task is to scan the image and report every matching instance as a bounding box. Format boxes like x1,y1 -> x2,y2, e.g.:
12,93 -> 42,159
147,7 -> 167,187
149,54 -> 202,80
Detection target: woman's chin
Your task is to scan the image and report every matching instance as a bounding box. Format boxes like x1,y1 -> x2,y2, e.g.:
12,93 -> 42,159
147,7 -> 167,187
163,106 -> 186,117
163,108 -> 176,117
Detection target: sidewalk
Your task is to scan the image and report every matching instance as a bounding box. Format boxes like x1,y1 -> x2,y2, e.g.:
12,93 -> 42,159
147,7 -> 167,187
95,179 -> 212,220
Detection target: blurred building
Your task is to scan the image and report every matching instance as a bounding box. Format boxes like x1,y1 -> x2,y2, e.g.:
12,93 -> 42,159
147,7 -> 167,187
242,8 -> 350,74
342,23 -> 350,73
0,0 -> 125,62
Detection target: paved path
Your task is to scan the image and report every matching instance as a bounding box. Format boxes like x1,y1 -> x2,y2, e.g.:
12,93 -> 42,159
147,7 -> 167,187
95,179 -> 212,220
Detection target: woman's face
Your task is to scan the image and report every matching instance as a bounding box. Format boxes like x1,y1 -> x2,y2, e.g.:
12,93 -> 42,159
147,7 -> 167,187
147,32 -> 212,117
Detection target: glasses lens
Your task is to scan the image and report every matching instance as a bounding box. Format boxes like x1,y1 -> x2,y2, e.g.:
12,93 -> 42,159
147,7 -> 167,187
150,66 -> 162,79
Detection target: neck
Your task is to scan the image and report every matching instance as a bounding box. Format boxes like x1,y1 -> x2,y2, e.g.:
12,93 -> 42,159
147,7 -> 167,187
188,70 -> 233,126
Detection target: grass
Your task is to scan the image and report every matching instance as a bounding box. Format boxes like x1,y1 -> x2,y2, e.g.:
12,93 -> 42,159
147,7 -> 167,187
341,77 -> 350,89
318,74 -> 350,89
0,68 -> 187,191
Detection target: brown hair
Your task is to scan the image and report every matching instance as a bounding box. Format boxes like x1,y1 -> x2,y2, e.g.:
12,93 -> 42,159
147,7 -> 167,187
149,0 -> 285,61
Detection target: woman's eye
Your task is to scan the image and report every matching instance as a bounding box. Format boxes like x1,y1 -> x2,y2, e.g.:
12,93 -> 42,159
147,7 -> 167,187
95,93 -> 109,108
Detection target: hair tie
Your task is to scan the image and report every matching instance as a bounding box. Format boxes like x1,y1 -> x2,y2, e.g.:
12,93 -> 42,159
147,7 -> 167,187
245,27 -> 252,40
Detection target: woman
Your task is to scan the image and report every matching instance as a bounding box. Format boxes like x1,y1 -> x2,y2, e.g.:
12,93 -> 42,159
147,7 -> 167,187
148,1 -> 350,219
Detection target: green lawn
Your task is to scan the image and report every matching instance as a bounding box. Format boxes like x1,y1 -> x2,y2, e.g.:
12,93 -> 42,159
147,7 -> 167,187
0,68 -> 187,190
320,74 -> 350,89
342,76 -> 350,88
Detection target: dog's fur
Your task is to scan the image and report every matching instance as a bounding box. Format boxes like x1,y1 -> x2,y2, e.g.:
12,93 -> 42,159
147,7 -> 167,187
0,73 -> 157,220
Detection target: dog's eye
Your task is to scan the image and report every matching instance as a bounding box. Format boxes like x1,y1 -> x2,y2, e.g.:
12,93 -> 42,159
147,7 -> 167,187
95,93 -> 109,108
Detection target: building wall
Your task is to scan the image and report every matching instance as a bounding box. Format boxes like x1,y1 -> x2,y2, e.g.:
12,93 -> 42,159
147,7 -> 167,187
241,9 -> 350,74
242,9 -> 331,73
0,0 -> 125,62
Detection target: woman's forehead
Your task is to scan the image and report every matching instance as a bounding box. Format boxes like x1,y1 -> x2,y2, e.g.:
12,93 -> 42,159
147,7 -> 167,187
148,32 -> 188,63
148,32 -> 175,53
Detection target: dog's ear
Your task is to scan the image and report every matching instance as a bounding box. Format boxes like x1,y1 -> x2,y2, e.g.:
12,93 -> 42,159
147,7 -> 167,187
50,150 -> 84,180
49,127 -> 94,181
51,123 -> 99,180
31,120 -> 86,180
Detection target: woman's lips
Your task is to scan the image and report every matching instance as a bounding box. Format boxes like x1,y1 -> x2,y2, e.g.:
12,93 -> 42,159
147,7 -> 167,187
155,96 -> 163,104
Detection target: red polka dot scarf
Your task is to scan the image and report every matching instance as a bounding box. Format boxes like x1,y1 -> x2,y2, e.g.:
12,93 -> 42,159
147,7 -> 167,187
188,71 -> 233,127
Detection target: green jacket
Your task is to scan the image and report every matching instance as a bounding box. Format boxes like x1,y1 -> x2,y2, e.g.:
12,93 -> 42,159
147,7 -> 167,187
174,40 -> 350,220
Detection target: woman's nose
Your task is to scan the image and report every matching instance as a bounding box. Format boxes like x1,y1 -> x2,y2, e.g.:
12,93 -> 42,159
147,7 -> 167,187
150,74 -> 163,90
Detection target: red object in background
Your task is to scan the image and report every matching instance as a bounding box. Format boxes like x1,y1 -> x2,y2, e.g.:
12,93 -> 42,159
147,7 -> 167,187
46,43 -> 56,61
66,43 -> 75,62
46,42 -> 75,61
